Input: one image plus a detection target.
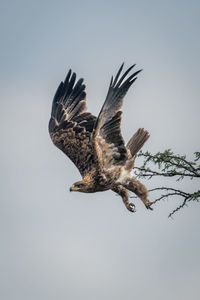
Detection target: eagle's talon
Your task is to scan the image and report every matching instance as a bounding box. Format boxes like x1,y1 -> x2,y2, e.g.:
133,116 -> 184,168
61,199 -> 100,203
128,203 -> 136,212
147,206 -> 153,211
145,201 -> 153,210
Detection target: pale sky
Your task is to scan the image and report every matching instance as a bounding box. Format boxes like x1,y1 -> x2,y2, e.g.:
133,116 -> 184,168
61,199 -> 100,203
1,1 -> 200,299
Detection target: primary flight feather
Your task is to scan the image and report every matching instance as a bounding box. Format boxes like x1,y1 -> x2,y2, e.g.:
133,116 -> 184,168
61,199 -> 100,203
49,64 -> 152,212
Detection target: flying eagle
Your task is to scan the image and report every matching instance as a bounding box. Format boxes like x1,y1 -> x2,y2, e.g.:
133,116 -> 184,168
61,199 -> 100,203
49,64 -> 152,212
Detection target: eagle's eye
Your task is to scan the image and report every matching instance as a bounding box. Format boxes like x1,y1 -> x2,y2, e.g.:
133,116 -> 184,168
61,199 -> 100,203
76,183 -> 84,188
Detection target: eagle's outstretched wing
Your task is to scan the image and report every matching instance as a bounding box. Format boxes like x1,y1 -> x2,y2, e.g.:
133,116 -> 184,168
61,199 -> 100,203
49,70 -> 97,177
94,63 -> 142,172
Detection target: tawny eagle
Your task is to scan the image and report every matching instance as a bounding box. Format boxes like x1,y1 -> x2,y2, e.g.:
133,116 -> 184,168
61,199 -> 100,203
49,64 -> 152,212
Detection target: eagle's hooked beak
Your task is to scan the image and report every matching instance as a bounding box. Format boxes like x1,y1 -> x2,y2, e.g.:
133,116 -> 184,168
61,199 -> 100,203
70,184 -> 79,192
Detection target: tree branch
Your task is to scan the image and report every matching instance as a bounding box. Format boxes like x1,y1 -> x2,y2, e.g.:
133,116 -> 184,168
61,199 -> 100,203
135,150 -> 200,216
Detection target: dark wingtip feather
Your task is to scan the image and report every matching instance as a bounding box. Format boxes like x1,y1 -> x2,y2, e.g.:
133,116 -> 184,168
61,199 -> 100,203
113,63 -> 124,86
73,78 -> 85,95
120,69 -> 142,89
63,69 -> 72,86
109,75 -> 113,87
51,68 -> 88,122
115,64 -> 136,88
62,72 -> 76,99
70,72 -> 76,86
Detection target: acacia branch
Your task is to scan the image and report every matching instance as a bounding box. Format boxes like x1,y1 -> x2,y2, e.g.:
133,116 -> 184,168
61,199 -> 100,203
148,187 -> 200,217
135,150 -> 200,216
134,167 -> 198,180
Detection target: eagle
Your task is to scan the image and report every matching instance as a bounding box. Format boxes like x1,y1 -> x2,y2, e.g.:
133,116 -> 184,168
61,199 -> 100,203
49,63 -> 152,212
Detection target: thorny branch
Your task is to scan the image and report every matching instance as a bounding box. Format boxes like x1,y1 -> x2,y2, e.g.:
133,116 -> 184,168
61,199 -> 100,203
134,150 -> 200,217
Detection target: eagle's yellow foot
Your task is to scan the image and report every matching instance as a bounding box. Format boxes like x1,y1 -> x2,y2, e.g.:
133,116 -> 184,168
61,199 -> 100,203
127,202 -> 136,212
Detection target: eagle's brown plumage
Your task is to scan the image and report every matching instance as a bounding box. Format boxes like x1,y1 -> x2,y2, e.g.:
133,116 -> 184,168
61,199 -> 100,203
49,64 -> 152,212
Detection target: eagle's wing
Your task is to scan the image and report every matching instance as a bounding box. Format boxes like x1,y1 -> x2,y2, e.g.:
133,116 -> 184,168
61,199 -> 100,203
94,64 -> 142,172
49,70 -> 97,177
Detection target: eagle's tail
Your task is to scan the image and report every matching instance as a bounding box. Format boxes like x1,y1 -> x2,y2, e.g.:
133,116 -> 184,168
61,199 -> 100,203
126,128 -> 150,157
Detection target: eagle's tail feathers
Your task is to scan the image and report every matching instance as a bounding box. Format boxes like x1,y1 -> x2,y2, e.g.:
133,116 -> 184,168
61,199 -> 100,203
127,128 -> 149,157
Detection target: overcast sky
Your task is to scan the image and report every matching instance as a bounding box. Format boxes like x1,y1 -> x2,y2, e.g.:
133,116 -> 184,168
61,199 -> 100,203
1,1 -> 200,299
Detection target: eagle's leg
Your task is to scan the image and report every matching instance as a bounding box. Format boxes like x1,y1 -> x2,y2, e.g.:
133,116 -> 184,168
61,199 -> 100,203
112,185 -> 136,212
122,177 -> 153,210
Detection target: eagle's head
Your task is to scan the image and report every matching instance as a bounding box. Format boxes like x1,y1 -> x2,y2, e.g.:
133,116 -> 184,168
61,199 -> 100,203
69,180 -> 93,193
